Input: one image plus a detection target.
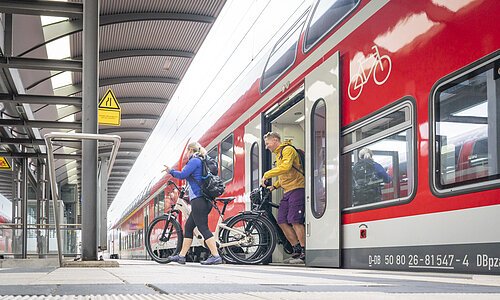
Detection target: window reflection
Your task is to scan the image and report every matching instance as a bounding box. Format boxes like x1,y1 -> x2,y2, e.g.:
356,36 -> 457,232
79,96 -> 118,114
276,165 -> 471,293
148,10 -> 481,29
221,135 -> 234,182
312,99 -> 327,218
435,60 -> 500,190
250,142 -> 260,190
304,0 -> 360,51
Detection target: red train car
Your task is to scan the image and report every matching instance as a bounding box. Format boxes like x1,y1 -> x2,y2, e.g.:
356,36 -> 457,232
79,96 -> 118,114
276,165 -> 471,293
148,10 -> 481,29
0,211 -> 12,255
111,0 -> 500,274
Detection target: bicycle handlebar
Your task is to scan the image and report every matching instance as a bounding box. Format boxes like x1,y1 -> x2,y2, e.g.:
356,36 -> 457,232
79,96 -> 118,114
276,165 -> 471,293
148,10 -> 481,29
167,180 -> 186,198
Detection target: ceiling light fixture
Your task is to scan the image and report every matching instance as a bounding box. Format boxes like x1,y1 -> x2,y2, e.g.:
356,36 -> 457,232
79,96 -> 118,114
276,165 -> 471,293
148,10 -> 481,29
163,59 -> 172,70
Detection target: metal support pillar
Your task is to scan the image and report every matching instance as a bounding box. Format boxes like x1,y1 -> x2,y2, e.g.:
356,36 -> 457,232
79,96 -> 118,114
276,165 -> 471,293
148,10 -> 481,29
4,14 -> 12,56
98,158 -> 108,251
21,158 -> 28,258
36,161 -> 47,258
81,0 -> 100,261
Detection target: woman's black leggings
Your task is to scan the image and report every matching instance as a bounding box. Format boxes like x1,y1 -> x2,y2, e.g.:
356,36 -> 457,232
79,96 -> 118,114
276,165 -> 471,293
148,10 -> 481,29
184,197 -> 213,239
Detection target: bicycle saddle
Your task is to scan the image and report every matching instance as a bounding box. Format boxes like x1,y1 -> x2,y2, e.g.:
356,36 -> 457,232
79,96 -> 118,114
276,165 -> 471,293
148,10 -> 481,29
215,197 -> 236,204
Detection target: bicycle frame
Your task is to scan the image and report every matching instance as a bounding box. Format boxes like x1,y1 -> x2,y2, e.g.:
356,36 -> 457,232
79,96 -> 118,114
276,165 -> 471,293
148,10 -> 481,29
165,181 -> 251,250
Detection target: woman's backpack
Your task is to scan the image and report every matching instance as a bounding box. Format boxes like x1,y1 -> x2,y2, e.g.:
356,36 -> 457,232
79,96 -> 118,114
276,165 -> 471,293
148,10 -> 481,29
199,156 -> 225,199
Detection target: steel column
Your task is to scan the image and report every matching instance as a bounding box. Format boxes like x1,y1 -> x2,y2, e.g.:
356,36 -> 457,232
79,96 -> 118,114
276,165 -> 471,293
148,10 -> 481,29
98,158 -> 108,251
81,0 -> 100,261
21,158 -> 28,259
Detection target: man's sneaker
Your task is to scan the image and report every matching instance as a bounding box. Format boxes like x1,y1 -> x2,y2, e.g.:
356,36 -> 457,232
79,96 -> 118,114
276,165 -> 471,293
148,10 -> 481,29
299,248 -> 305,261
200,255 -> 222,265
167,254 -> 186,264
291,244 -> 302,259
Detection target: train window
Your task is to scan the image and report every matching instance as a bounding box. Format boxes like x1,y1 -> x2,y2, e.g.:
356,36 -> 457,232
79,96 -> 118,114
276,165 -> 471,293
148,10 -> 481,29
220,134 -> 234,182
432,56 -> 500,193
260,13 -> 306,92
250,142 -> 260,190
341,100 -> 415,210
304,0 -> 360,52
207,146 -> 219,173
158,191 -> 165,215
311,99 -> 327,218
154,195 -> 159,217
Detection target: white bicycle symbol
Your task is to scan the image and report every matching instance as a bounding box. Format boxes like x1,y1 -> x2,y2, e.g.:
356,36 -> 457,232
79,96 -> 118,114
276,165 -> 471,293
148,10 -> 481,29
348,45 -> 392,101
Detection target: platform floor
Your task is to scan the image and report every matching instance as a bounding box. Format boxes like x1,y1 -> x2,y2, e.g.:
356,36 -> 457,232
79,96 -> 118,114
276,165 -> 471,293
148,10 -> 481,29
1,259 -> 500,299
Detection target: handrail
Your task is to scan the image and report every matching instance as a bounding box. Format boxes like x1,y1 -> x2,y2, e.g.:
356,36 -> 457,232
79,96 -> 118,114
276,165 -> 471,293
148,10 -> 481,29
44,132 -> 121,267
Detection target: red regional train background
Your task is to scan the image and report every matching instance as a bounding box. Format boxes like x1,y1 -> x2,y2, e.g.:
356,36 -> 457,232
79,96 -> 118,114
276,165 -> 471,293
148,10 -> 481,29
109,0 -> 500,274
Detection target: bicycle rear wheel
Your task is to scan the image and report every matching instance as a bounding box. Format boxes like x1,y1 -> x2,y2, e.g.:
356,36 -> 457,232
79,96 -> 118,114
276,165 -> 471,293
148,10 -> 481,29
145,215 -> 183,263
221,213 -> 276,264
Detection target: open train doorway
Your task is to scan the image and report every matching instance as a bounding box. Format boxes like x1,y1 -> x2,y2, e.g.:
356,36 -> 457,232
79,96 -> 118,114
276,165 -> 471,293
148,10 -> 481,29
262,88 -> 305,263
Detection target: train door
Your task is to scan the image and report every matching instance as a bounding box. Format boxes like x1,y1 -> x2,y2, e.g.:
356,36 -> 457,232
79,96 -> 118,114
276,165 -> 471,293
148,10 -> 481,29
260,88 -> 305,263
304,52 -> 340,267
143,207 -> 149,259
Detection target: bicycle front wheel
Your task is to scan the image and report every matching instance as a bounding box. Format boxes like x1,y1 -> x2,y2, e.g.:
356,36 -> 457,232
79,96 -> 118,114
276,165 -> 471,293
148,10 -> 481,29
221,213 -> 276,264
145,215 -> 183,263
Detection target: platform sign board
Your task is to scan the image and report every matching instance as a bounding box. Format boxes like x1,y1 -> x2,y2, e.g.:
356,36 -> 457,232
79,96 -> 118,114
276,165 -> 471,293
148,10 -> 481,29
98,89 -> 121,126
0,157 -> 11,170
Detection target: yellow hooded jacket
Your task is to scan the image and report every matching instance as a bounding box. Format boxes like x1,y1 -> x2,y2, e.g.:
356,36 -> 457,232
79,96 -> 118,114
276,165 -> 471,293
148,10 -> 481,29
263,141 -> 305,193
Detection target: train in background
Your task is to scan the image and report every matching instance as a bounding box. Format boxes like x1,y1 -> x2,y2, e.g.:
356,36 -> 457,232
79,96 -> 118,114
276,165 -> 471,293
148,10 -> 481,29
0,199 -> 12,255
110,0 -> 500,274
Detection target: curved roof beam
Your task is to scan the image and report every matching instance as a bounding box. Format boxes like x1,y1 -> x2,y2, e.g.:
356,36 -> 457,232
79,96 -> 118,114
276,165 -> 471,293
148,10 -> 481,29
121,114 -> 160,120
54,76 -> 179,96
119,97 -> 169,104
90,49 -> 194,61
99,147 -> 141,154
26,50 -> 192,91
19,12 -> 215,57
0,0 -> 82,18
99,127 -> 153,134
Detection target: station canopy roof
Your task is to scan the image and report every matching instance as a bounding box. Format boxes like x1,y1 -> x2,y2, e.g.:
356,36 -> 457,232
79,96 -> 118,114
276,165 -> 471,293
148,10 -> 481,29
0,0 -> 226,206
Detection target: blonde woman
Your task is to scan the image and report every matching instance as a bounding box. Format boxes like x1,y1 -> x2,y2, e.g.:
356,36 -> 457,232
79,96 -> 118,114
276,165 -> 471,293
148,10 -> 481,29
163,142 -> 222,265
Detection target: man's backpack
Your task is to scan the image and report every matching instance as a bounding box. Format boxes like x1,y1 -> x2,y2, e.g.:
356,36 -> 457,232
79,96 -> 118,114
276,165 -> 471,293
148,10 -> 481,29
279,145 -> 305,176
198,156 -> 225,199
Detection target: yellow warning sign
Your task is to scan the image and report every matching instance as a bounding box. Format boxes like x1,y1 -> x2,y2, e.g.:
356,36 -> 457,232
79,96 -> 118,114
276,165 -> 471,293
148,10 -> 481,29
0,157 -> 11,170
98,89 -> 121,126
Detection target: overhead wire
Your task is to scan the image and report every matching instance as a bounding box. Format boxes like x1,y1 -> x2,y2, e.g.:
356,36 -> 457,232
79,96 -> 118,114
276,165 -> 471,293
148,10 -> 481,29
164,1 -> 305,157
154,0 -> 307,162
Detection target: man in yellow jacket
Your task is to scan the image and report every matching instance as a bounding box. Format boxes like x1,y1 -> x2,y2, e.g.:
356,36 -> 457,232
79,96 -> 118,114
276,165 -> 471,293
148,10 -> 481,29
261,132 -> 305,261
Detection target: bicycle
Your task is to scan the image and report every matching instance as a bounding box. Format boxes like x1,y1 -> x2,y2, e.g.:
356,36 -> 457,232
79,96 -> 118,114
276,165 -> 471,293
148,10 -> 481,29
348,45 -> 392,101
245,186 -> 294,256
145,180 -> 277,264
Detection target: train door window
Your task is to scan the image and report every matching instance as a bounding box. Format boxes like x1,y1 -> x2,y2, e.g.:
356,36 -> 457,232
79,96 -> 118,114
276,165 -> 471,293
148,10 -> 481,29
250,142 -> 260,190
154,195 -> 159,217
432,55 -> 500,194
207,146 -> 219,173
311,99 -> 327,218
260,12 -> 307,92
341,100 -> 415,210
220,134 -> 234,182
158,191 -> 165,214
304,0 -> 360,52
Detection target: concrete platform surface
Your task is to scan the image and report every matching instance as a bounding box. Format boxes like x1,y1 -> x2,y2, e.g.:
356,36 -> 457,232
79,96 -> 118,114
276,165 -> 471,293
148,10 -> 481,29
1,259 -> 500,299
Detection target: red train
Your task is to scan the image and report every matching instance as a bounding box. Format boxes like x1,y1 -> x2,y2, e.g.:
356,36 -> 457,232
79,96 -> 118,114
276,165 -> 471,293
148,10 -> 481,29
110,0 -> 500,274
0,210 -> 12,255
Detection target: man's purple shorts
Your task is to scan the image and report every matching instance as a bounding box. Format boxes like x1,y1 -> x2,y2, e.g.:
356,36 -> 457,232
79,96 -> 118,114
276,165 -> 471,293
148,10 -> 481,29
277,188 -> 305,224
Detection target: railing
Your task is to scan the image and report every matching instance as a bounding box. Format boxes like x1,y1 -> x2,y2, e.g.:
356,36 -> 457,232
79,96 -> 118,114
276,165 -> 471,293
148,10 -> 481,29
44,133 -> 121,266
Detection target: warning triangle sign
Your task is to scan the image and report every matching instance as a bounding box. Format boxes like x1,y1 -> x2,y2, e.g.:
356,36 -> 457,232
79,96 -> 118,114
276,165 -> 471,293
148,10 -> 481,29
98,89 -> 120,110
0,157 -> 11,170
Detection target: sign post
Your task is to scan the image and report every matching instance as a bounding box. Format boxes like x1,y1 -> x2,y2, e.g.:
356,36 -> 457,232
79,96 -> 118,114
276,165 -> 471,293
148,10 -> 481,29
0,157 -> 11,170
98,89 -> 121,126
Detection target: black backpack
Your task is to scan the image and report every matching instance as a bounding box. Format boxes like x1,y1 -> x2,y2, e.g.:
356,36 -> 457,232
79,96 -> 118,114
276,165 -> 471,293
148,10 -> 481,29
279,145 -> 305,176
352,159 -> 382,204
197,156 -> 225,199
